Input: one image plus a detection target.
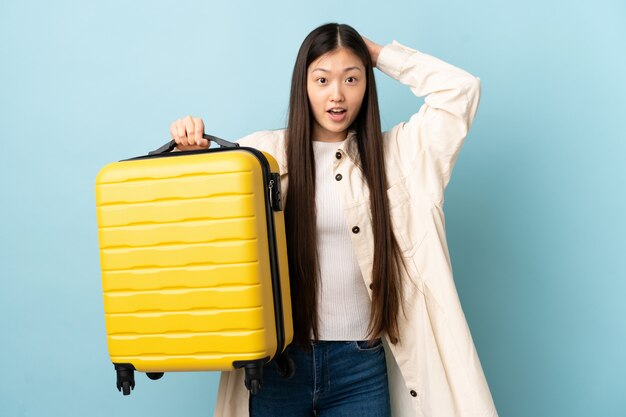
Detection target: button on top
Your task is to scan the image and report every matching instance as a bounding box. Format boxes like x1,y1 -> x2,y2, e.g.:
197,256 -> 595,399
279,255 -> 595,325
410,390 -> 418,398
335,174 -> 343,181
352,226 -> 360,234
335,151 -> 342,159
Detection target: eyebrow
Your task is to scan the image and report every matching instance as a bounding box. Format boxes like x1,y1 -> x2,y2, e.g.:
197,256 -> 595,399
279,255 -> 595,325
311,66 -> 363,73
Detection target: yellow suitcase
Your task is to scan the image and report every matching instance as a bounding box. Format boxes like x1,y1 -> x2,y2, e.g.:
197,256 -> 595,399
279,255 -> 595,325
95,134 -> 293,395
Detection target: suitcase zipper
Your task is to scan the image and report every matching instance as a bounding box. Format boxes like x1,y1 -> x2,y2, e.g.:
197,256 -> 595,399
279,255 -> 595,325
267,174 -> 283,211
245,149 -> 287,361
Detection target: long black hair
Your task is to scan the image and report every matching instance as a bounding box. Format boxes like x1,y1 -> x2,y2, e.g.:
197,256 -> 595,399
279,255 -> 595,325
284,23 -> 404,347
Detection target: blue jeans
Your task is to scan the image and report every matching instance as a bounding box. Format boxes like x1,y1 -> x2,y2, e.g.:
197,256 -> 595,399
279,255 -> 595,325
249,340 -> 391,417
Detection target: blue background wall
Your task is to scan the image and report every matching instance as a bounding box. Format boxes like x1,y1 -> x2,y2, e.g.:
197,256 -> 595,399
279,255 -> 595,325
1,0 -> 624,416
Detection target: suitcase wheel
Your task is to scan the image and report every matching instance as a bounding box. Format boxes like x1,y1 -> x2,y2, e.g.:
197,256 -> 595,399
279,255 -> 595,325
249,379 -> 261,395
114,364 -> 136,396
233,358 -> 268,395
239,360 -> 265,395
146,372 -> 164,380
121,380 -> 132,395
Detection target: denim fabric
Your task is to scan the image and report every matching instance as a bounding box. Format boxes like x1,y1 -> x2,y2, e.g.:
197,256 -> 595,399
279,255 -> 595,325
249,340 -> 390,417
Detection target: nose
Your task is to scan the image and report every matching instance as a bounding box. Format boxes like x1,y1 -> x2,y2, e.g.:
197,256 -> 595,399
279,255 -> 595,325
330,82 -> 344,103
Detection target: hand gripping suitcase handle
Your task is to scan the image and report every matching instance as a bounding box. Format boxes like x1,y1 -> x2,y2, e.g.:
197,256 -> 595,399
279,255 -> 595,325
148,133 -> 239,155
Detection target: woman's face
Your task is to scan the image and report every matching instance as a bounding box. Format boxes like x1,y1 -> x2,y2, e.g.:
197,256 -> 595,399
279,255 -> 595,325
307,47 -> 366,142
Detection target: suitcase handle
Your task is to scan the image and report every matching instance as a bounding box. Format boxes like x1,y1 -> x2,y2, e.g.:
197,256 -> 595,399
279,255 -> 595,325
148,133 -> 239,155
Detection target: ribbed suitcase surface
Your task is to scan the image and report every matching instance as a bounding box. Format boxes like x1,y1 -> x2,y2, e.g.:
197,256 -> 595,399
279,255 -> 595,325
96,149 -> 292,379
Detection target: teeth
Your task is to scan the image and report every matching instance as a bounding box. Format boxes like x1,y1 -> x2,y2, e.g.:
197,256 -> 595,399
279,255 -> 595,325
329,109 -> 345,113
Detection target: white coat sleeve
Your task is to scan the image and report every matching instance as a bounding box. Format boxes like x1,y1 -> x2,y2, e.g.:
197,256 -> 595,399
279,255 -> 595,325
377,41 -> 481,202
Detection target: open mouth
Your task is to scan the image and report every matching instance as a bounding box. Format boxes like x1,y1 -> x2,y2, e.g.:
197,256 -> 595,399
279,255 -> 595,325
327,108 -> 347,122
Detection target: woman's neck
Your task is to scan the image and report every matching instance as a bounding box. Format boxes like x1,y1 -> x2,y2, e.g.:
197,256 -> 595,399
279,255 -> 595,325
312,127 -> 348,142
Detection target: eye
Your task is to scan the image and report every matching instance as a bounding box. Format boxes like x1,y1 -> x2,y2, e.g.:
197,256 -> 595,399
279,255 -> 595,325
346,76 -> 358,84
317,77 -> 327,84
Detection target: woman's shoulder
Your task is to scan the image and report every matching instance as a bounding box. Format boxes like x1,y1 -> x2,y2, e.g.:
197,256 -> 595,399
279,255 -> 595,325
237,128 -> 288,170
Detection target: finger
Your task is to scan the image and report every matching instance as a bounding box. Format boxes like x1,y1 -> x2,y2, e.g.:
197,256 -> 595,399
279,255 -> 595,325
184,116 -> 196,145
197,138 -> 209,148
176,120 -> 189,146
170,122 -> 179,144
193,117 -> 204,146
175,119 -> 187,146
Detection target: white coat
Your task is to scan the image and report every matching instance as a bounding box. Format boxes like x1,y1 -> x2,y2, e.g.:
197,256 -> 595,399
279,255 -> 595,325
214,41 -> 498,417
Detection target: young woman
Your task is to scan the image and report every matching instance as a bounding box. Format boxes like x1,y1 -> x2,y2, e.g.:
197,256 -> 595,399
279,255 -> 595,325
170,23 -> 497,417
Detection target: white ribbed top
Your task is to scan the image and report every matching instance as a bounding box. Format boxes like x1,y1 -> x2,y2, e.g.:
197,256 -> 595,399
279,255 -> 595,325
313,140 -> 371,341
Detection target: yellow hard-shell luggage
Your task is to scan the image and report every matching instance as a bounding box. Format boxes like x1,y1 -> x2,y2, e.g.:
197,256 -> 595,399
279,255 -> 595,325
95,135 -> 293,395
